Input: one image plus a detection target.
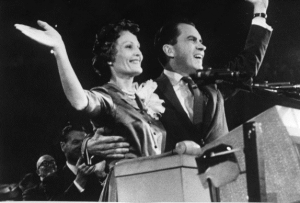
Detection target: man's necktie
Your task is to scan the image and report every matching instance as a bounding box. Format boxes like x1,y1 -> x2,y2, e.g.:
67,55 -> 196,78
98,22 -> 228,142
182,77 -> 204,125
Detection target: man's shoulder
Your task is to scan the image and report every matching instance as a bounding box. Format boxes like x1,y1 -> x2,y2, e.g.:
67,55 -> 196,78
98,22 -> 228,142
200,83 -> 221,98
155,72 -> 166,82
154,73 -> 171,95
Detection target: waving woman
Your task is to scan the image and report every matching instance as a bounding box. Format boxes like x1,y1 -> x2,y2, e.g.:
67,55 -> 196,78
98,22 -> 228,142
15,19 -> 166,200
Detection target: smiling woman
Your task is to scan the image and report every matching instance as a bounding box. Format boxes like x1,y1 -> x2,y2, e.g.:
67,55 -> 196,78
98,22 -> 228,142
15,19 -> 166,201
92,20 -> 143,84
111,31 -> 143,78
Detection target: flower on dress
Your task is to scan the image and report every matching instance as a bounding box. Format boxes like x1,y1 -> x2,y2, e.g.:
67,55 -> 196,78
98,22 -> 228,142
136,80 -> 165,120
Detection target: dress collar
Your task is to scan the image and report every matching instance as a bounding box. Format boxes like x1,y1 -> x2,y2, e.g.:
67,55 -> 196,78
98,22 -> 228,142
105,82 -> 142,110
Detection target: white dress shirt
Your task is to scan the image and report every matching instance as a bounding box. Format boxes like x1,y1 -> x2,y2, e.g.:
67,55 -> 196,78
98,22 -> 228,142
66,161 -> 85,193
252,17 -> 273,31
164,69 -> 195,121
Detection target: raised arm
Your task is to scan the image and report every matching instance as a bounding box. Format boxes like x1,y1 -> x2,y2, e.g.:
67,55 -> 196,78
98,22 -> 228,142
219,0 -> 271,99
15,20 -> 88,110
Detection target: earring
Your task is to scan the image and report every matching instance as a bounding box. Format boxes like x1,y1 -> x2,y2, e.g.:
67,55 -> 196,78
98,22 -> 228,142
108,61 -> 112,65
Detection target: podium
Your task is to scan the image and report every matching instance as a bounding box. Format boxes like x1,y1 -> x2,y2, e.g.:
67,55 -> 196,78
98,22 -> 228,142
114,105 -> 300,202
114,154 -> 211,202
202,105 -> 300,202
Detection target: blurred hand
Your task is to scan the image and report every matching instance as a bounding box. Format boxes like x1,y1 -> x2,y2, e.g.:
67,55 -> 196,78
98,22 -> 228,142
93,160 -> 107,179
87,128 -> 130,159
15,20 -> 64,51
75,157 -> 95,189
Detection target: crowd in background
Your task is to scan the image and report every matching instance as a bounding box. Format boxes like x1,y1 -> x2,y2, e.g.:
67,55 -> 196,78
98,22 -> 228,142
0,121 -> 105,201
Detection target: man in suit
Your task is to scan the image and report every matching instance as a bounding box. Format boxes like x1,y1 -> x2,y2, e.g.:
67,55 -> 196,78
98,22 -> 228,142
22,155 -> 60,200
153,0 -> 272,151
36,155 -> 58,181
58,123 -> 105,201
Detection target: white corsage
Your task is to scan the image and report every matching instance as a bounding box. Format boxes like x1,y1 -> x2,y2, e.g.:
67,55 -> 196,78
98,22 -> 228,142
136,80 -> 165,120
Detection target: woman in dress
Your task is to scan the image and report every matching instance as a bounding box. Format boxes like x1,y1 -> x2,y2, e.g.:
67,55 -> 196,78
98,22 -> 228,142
15,19 -> 166,201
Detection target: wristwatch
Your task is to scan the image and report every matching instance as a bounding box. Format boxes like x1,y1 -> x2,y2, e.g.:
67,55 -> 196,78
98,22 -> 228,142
254,13 -> 267,19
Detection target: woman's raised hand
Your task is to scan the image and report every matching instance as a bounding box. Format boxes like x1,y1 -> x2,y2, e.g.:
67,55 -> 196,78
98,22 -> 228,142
15,20 -> 64,51
15,20 -> 87,110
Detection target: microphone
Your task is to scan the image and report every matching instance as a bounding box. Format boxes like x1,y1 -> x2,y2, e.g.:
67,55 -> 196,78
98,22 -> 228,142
191,69 -> 249,80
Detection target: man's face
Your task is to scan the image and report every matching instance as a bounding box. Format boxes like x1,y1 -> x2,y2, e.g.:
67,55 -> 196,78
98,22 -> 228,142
171,23 -> 206,76
61,130 -> 85,164
36,156 -> 57,179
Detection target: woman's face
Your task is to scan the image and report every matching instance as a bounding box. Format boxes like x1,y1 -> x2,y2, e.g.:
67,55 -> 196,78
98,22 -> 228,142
111,31 -> 143,78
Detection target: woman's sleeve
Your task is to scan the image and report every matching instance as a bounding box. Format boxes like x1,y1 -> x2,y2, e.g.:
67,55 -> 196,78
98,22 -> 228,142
82,88 -> 114,118
80,88 -> 114,166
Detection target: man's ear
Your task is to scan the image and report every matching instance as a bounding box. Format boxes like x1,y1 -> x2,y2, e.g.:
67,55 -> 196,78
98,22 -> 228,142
60,142 -> 65,152
162,44 -> 175,58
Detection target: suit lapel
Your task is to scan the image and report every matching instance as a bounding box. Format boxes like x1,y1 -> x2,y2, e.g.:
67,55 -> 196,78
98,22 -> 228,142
156,73 -> 193,125
200,85 -> 217,136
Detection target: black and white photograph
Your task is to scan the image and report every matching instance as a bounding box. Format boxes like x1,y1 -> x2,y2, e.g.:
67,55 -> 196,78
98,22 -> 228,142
1,0 -> 300,201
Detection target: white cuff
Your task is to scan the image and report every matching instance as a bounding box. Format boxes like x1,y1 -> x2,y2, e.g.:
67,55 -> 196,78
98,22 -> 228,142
74,180 -> 85,193
252,17 -> 273,31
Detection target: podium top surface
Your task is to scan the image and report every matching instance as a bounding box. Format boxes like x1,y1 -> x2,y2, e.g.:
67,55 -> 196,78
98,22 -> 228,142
259,105 -> 300,138
115,153 -> 198,177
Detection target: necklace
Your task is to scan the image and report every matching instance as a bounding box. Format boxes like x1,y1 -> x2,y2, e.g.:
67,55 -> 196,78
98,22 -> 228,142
108,81 -> 136,99
122,89 -> 136,99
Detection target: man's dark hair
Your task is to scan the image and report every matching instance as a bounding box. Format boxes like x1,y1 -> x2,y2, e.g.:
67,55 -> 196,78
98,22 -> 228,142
60,123 -> 86,142
92,19 -> 140,83
154,18 -> 195,67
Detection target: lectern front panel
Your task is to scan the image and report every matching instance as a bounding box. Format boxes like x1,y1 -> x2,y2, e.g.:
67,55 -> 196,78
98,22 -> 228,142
202,105 -> 300,202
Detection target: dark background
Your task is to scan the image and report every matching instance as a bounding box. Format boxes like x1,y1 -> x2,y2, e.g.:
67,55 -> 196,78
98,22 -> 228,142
1,0 -> 300,184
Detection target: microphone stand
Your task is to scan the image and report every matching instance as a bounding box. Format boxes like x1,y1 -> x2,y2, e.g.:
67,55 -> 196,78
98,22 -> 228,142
191,69 -> 300,101
252,82 -> 300,101
191,69 -> 253,92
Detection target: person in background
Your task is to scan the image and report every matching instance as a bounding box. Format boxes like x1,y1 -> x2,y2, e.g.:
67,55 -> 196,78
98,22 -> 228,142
58,123 -> 105,201
36,155 -> 57,182
22,155 -> 61,200
18,173 -> 40,194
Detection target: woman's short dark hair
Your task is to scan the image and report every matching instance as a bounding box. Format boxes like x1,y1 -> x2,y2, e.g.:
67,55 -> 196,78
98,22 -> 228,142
92,19 -> 140,83
154,18 -> 195,67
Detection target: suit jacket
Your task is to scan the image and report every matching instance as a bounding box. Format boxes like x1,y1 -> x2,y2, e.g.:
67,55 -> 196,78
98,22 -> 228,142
22,172 -> 63,201
22,183 -> 47,201
56,165 -> 102,201
156,25 -> 272,152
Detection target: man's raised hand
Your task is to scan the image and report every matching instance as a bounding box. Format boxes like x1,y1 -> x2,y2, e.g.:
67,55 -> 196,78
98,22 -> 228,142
87,128 -> 130,159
